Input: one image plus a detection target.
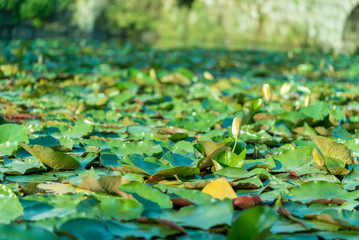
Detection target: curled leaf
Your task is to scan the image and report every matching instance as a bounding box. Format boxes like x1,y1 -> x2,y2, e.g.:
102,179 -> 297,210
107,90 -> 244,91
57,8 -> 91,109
20,143 -> 81,170
311,136 -> 352,165
233,195 -> 262,210
98,176 -> 132,198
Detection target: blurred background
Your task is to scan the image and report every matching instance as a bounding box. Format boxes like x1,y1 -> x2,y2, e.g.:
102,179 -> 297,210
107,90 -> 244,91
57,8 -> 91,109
1,0 -> 359,51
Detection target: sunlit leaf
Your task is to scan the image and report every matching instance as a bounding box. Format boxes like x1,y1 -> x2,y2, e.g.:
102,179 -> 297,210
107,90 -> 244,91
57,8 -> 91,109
0,184 -> 23,223
202,177 -> 237,200
228,206 -> 277,240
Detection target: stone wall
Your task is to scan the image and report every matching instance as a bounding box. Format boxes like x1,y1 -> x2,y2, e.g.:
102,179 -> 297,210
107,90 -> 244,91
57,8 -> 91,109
157,0 -> 359,51
1,0 -> 359,51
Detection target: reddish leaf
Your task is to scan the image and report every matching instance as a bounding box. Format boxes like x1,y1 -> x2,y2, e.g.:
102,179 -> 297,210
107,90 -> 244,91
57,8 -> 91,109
287,170 -> 300,177
277,207 -> 291,218
306,198 -> 346,206
234,183 -> 260,189
233,195 -> 262,210
171,198 -> 195,209
7,113 -> 39,121
158,219 -> 187,235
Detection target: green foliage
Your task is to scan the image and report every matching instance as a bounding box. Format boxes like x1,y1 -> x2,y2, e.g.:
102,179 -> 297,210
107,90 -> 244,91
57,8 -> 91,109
104,0 -> 162,39
0,0 -> 72,27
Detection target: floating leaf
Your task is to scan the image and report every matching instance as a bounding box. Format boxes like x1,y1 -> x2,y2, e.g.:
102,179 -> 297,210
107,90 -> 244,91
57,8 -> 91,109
100,198 -> 143,220
300,101 -> 329,120
0,184 -> 23,223
272,146 -> 313,173
0,124 -> 28,144
20,144 -> 81,170
212,150 -> 245,168
59,218 -> 112,240
0,124 -> 28,156
63,120 -> 94,138
332,125 -> 352,140
119,182 -> 172,210
287,181 -> 347,203
107,221 -> 180,239
4,158 -> 45,175
97,176 -> 132,198
37,182 -> 91,194
342,166 -> 359,190
227,206 -> 277,240
0,224 -> 56,240
202,177 -> 237,200
311,136 -> 352,165
145,200 -> 233,230
78,175 -> 105,193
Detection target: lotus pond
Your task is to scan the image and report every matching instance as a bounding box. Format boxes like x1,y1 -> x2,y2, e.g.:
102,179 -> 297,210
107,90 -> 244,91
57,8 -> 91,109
1,40 -> 359,239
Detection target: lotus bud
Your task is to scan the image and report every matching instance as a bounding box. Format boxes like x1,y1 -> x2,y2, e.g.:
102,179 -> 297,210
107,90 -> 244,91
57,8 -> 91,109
232,116 -> 241,137
304,95 -> 310,107
149,68 -> 157,79
328,64 -> 335,73
280,83 -> 292,95
312,148 -> 325,167
262,84 -> 271,101
38,55 -> 43,65
319,59 -> 325,70
203,71 -> 214,80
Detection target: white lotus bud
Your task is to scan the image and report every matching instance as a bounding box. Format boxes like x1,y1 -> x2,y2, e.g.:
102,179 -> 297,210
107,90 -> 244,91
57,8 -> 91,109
232,116 -> 241,137
304,95 -> 310,107
262,84 -> 271,101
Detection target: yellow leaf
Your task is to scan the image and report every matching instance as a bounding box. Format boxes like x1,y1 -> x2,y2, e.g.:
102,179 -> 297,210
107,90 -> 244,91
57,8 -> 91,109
202,177 -> 237,200
78,175 -> 105,193
37,182 -> 91,195
202,141 -> 228,156
311,136 -> 352,165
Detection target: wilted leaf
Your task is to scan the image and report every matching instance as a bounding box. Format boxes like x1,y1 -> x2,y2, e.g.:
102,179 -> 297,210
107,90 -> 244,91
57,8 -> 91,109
37,182 -> 91,194
78,175 -> 105,193
311,136 -> 352,165
97,176 -> 132,198
20,143 -> 81,170
233,195 -> 262,210
160,73 -> 191,85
